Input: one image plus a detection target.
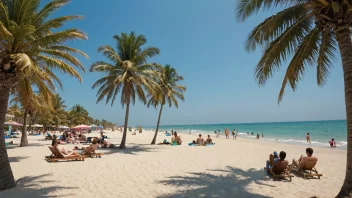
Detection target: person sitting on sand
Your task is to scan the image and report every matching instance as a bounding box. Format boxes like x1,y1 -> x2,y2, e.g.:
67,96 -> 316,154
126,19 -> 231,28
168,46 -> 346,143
171,132 -> 182,145
204,135 -> 213,145
291,148 -> 317,169
45,132 -> 53,140
329,138 -> 336,148
196,134 -> 204,144
265,151 -> 280,170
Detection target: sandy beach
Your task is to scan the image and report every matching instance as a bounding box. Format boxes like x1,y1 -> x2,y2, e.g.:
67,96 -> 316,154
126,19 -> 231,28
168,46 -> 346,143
0,130 -> 346,198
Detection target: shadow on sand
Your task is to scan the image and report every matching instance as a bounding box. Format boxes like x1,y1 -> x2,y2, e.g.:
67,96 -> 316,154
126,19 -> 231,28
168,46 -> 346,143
158,166 -> 274,198
0,174 -> 79,197
8,156 -> 30,163
100,143 -> 160,156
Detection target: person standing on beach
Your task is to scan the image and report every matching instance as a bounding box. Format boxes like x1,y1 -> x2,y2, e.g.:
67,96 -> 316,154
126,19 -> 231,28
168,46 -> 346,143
306,133 -> 311,144
217,130 -> 220,138
262,133 -> 264,138
232,130 -> 235,140
225,128 -> 229,139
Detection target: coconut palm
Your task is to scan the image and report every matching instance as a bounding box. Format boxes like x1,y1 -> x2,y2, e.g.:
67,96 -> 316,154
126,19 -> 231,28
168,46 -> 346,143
52,94 -> 67,127
0,0 -> 87,190
237,0 -> 352,196
90,32 -> 160,149
69,104 -> 89,126
147,65 -> 186,144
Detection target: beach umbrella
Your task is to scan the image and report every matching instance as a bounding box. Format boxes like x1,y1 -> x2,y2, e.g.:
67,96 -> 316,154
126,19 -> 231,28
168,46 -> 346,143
90,124 -> 97,127
72,125 -> 91,129
98,126 -> 104,129
4,120 -> 22,136
59,126 -> 69,129
4,120 -> 23,126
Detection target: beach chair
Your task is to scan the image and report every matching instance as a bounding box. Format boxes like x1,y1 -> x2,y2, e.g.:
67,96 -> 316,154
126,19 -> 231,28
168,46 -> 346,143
45,146 -> 84,163
291,157 -> 322,179
270,160 -> 294,182
81,146 -> 103,158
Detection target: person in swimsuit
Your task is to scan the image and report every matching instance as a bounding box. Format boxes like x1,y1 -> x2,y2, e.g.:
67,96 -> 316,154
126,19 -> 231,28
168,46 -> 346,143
306,133 -> 311,144
196,134 -> 204,144
204,135 -> 213,145
329,138 -> 336,148
225,128 -> 229,139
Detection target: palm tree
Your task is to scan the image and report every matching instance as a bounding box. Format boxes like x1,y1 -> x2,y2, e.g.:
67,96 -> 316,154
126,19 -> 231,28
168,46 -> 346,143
52,94 -> 67,127
10,68 -> 55,147
147,65 -> 186,144
237,0 -> 352,196
90,32 -> 160,149
0,0 -> 87,190
69,104 -> 89,126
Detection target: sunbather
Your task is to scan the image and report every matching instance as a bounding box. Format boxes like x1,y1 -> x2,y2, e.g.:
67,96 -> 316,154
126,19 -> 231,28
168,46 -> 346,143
196,134 -> 204,144
75,138 -> 99,154
158,139 -> 171,145
204,135 -> 213,144
291,148 -> 317,169
51,138 -> 79,157
171,132 -> 182,145
266,151 -> 287,172
265,151 -> 279,171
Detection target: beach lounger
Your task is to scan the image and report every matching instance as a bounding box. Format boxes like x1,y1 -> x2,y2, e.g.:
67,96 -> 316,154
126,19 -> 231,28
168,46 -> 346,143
81,147 -> 103,158
269,160 -> 294,182
291,158 -> 322,179
45,146 -> 84,163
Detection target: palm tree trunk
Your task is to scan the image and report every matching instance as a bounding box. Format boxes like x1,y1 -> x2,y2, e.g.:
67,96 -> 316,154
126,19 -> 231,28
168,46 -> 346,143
0,85 -> 16,190
335,27 -> 352,198
20,109 -> 28,147
151,104 -> 164,144
119,98 -> 130,149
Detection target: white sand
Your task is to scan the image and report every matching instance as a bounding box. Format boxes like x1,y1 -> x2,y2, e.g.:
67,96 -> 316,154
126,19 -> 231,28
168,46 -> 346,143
0,130 -> 346,198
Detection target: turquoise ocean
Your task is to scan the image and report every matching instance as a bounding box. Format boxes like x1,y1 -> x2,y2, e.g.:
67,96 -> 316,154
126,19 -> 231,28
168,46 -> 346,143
146,120 -> 347,148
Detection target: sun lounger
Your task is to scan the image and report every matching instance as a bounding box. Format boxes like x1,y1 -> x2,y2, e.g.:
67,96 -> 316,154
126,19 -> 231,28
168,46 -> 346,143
270,160 -> 294,181
80,147 -> 102,158
291,157 -> 322,179
45,146 -> 84,163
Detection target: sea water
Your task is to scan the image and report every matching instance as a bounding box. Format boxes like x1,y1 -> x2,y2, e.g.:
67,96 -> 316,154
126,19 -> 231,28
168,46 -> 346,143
147,120 -> 347,148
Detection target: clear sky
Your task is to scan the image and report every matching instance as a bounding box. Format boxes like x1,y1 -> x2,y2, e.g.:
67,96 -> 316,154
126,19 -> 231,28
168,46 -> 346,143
51,0 -> 345,126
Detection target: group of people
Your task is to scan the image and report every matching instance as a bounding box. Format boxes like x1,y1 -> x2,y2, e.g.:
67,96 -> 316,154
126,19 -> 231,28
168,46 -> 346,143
191,134 -> 214,145
265,147 -> 317,172
214,128 -> 238,140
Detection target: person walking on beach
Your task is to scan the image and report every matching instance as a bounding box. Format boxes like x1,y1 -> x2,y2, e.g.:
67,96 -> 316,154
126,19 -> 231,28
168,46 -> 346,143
232,130 -> 235,140
225,128 -> 229,139
306,133 -> 311,144
216,130 -> 220,138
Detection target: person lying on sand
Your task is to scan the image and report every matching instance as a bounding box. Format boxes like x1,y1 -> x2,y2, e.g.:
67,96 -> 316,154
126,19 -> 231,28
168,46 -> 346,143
265,151 -> 279,171
291,148 -> 317,169
158,139 -> 171,145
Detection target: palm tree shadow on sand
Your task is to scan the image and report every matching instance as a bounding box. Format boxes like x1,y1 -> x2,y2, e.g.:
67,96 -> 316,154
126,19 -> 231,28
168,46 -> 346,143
99,143 -> 161,156
158,166 -> 274,198
0,174 -> 79,197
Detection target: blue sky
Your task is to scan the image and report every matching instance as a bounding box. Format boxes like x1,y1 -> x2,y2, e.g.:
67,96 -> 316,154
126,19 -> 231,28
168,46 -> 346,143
51,0 -> 345,126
